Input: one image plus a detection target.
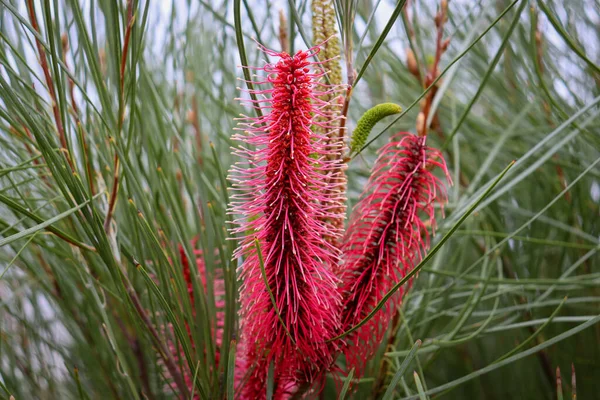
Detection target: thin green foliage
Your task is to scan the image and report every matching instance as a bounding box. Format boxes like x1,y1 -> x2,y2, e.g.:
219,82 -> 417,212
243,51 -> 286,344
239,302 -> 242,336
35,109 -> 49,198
382,340 -> 421,400
339,368 -> 355,400
0,0 -> 599,399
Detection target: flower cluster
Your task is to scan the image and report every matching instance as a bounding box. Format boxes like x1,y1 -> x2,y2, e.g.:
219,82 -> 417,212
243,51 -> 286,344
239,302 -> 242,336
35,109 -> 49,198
176,44 -> 452,399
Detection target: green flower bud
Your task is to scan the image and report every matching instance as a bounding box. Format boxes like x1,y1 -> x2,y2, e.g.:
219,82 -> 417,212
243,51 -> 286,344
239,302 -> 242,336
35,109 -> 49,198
350,103 -> 402,154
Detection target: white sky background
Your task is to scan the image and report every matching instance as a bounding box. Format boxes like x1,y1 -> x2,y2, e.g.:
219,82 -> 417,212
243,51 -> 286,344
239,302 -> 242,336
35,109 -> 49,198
5,0 -> 597,110
149,0 -> 599,107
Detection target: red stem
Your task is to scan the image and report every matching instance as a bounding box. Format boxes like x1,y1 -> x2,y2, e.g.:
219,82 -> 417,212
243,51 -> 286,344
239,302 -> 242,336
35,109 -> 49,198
26,0 -> 73,170
104,0 -> 135,232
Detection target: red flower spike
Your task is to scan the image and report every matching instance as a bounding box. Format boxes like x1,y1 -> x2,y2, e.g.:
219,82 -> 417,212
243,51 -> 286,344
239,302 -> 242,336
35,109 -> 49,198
339,132 -> 450,375
163,244 -> 225,399
229,44 -> 345,397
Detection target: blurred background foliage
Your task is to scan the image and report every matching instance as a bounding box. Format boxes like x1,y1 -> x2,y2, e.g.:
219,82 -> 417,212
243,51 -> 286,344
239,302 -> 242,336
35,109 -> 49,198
0,0 -> 599,398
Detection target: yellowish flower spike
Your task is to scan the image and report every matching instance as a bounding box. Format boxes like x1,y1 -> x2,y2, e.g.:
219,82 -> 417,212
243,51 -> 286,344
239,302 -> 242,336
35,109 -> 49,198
312,0 -> 342,85
312,0 -> 346,248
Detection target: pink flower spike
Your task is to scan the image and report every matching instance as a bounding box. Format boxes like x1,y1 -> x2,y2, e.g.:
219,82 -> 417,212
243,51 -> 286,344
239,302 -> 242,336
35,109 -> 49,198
339,132 -> 451,376
229,44 -> 344,397
162,242 -> 225,399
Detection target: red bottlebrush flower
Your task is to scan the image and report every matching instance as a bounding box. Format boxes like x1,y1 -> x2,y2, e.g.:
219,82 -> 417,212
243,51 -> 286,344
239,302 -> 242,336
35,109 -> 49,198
178,244 -> 225,365
339,132 -> 450,375
229,44 -> 344,397
234,341 -> 298,400
163,244 -> 225,399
